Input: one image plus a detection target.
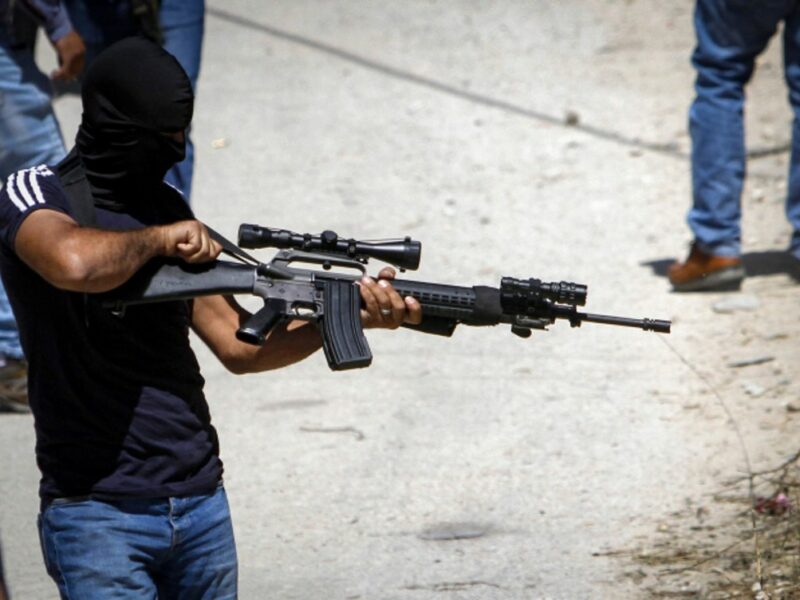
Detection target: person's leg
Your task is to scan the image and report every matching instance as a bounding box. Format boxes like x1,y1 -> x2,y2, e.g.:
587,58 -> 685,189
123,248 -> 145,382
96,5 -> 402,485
61,0 -> 138,68
783,8 -> 800,260
687,0 -> 788,257
0,40 -> 66,399
154,485 -> 238,600
0,536 -> 8,600
671,0 -> 793,290
160,0 -> 205,202
38,497 -> 172,599
0,46 -> 66,178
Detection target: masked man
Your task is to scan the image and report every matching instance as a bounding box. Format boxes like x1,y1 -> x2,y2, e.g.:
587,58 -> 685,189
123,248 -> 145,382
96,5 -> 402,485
0,37 -> 420,599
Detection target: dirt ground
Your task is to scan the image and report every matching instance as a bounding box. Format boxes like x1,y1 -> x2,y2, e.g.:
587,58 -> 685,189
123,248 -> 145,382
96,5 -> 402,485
2,1 -> 800,598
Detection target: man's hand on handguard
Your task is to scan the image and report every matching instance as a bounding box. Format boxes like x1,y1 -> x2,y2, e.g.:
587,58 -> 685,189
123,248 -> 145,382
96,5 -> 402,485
359,266 -> 422,329
160,220 -> 223,263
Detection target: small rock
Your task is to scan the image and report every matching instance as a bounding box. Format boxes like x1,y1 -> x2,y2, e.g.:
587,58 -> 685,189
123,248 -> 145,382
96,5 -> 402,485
712,294 -> 760,314
564,110 -> 580,126
742,382 -> 766,397
696,506 -> 709,522
763,332 -> 789,341
785,402 -> 800,413
419,522 -> 490,541
211,137 -> 228,149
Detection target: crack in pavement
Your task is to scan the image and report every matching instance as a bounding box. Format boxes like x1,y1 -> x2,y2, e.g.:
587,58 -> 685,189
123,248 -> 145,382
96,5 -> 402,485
209,6 -> 791,162
208,6 -> 741,162
403,580 -> 505,592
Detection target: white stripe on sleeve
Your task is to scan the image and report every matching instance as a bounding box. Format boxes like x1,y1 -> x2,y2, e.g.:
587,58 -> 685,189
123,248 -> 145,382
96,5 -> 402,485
27,168 -> 46,205
16,171 -> 37,208
5,174 -> 28,213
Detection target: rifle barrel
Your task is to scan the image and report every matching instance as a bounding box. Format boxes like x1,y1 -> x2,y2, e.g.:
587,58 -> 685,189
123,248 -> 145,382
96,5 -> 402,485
581,312 -> 671,333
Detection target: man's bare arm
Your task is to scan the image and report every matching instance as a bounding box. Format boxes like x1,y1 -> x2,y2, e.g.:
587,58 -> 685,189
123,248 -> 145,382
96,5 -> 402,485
15,209 -> 222,293
191,295 -> 324,374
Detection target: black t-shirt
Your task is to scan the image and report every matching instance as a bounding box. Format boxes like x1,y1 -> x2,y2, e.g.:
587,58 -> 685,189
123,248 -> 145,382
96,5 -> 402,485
0,165 -> 222,500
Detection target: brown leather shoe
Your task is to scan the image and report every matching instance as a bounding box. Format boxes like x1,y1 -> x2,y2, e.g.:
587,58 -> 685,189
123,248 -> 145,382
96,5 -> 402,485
668,243 -> 745,292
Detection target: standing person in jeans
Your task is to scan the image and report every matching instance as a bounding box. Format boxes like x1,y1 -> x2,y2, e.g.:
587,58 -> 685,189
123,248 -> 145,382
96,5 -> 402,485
0,542 -> 7,600
63,0 -> 204,200
0,37 -> 421,599
669,0 -> 800,291
0,0 -> 85,411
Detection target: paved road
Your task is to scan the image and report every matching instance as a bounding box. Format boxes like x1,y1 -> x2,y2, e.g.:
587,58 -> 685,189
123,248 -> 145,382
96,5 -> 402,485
2,2 -> 797,598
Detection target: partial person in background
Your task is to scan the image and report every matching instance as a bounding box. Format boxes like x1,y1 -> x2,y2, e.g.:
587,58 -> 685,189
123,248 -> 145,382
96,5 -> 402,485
63,0 -> 204,200
0,0 -> 85,411
669,0 -> 800,291
0,541 -> 7,600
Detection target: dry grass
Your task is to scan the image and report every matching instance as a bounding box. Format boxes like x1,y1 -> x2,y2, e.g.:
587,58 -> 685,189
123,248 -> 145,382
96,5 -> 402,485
620,458 -> 800,599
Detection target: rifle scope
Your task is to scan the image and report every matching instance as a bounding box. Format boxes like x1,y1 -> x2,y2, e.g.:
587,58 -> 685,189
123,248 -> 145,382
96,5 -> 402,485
500,277 -> 588,309
238,224 -> 421,271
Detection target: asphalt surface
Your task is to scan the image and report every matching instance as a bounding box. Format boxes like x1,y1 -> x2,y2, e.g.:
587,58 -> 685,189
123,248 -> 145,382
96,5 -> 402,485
2,2 -> 799,598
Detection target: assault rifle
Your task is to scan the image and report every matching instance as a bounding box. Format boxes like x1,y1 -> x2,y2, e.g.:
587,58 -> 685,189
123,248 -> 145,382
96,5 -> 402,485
101,224 -> 671,371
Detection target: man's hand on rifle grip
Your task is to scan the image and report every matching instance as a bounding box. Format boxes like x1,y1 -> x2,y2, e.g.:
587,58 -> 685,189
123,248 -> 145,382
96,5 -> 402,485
359,267 -> 422,329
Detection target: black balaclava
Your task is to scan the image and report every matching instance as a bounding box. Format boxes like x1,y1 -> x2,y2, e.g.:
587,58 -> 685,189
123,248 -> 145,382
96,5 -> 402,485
75,37 -> 194,210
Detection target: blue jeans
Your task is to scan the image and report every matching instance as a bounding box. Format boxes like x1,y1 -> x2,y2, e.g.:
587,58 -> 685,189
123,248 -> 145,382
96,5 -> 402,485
38,485 -> 237,599
689,0 -> 800,259
0,34 -> 67,359
0,535 -> 8,599
160,0 -> 205,201
63,0 -> 205,201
